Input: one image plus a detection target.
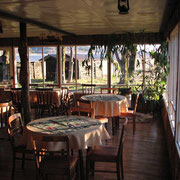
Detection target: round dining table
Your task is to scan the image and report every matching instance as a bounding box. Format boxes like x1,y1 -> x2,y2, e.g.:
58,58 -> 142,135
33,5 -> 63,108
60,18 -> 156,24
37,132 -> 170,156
81,94 -> 129,117
23,115 -> 110,180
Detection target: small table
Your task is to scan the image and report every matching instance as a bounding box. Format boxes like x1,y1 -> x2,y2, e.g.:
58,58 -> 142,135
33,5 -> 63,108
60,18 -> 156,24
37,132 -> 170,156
81,94 -> 129,117
24,115 -> 110,180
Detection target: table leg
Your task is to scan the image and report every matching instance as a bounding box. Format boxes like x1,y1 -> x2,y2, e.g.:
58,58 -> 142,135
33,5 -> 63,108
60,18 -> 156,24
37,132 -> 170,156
78,149 -> 85,180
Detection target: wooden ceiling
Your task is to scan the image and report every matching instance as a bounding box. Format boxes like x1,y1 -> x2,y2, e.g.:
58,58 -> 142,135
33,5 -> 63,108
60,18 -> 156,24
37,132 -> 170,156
0,0 -> 167,38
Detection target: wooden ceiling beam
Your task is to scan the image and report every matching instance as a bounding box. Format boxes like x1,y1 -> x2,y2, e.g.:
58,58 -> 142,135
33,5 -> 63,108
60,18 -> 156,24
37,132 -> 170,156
0,10 -> 75,36
0,32 -> 165,47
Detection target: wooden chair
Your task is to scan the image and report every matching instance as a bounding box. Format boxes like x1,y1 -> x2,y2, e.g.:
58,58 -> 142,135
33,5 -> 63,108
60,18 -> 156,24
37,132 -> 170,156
69,106 -> 95,118
86,118 -> 128,180
31,134 -> 79,180
67,93 -> 76,110
55,87 -> 69,115
101,87 -> 117,95
11,88 -> 22,113
119,94 -> 139,134
82,84 -> 96,94
8,113 -> 33,180
0,101 -> 13,128
76,98 -> 108,129
35,88 -> 54,118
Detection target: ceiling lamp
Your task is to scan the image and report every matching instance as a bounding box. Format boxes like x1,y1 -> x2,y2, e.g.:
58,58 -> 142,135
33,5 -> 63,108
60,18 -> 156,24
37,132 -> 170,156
118,0 -> 129,14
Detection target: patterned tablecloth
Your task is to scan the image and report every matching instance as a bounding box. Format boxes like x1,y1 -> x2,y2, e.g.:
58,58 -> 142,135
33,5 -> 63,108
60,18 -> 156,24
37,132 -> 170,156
81,94 -> 129,117
24,116 -> 110,149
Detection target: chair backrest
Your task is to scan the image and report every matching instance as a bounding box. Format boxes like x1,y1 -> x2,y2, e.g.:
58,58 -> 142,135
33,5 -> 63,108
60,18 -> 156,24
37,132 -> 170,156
76,98 -> 92,109
8,113 -> 24,148
11,88 -> 22,106
69,106 -> 95,118
66,93 -> 75,110
101,87 -> 117,95
36,88 -> 53,106
61,87 -> 69,104
117,118 -> 128,159
82,84 -> 96,94
31,134 -> 71,169
0,101 -> 13,127
133,94 -> 139,114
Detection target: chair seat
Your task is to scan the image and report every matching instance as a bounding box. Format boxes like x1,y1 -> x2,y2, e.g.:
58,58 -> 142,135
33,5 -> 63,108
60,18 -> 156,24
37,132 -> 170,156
87,145 -> 118,162
39,155 -> 78,174
95,116 -> 108,124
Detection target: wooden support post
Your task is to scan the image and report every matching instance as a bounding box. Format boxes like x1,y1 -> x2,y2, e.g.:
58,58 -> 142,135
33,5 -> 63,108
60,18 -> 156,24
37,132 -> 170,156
18,22 -> 31,124
107,46 -> 111,88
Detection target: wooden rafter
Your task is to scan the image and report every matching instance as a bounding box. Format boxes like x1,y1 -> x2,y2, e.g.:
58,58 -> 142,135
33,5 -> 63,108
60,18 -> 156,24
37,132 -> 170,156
0,32 -> 165,47
0,10 -> 75,36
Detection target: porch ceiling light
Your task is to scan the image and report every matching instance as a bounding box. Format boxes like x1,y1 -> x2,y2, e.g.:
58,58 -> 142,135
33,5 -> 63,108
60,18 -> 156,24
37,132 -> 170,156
118,0 -> 129,14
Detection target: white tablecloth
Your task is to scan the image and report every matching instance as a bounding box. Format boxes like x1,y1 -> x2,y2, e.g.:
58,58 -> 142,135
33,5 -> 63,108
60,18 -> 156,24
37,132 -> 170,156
81,94 -> 129,117
23,115 -> 110,150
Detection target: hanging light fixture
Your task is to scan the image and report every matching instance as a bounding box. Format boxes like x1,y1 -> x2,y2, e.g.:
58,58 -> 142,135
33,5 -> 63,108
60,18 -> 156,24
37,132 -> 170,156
118,0 -> 129,14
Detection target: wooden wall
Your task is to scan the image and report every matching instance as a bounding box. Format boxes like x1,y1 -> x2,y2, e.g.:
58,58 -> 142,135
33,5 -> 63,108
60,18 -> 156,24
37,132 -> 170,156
162,101 -> 180,180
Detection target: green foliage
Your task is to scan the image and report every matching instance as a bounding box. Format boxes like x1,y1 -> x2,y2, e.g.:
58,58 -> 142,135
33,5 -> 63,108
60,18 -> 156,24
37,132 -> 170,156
82,34 -> 137,84
144,42 -> 169,101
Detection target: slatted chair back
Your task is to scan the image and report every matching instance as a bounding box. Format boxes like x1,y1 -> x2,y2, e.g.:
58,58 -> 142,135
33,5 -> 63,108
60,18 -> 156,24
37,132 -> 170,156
32,135 -> 70,163
101,87 -> 117,95
67,93 -> 76,110
11,88 -> 22,113
86,118 -> 128,180
76,98 -> 92,109
8,113 -> 24,149
55,87 -> 69,116
76,98 -> 108,128
82,84 -> 96,94
69,106 -> 95,119
8,113 -> 33,180
0,101 -> 13,128
35,88 -> 54,117
61,87 -> 69,104
31,135 -> 78,179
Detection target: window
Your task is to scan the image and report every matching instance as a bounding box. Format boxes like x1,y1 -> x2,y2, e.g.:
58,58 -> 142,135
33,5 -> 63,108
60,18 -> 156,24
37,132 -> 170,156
15,46 -> 58,88
60,46 -> 108,92
175,23 -> 180,146
167,25 -> 178,129
29,47 -> 43,85
0,50 -> 10,85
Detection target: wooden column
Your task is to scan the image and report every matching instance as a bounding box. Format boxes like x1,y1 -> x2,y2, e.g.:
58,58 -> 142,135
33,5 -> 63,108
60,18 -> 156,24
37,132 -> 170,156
57,45 -> 61,88
18,22 -> 31,124
75,46 -> 77,91
107,46 -> 111,88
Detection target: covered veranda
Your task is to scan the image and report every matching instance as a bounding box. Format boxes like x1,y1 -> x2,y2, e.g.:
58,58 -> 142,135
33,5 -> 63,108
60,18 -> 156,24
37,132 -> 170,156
0,0 -> 179,180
